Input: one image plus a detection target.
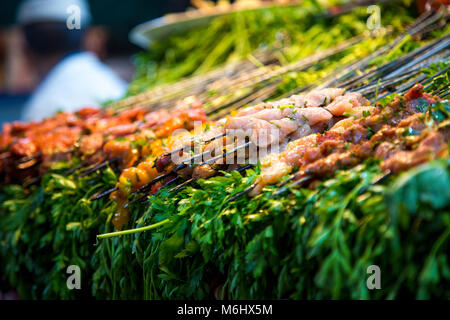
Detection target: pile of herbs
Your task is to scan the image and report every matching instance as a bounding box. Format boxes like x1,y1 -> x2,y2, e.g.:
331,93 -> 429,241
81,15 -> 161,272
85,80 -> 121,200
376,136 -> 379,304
0,9 -> 448,299
128,0 -> 416,95
0,162 -> 117,299
92,157 -> 450,299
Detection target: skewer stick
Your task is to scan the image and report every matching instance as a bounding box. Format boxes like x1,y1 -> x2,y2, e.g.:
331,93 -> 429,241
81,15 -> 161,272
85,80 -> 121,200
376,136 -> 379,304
275,174 -> 298,188
128,164 -> 254,208
77,157 -> 119,178
86,176 -> 102,186
357,170 -> 392,195
423,65 -> 450,89
91,142 -> 250,201
130,164 -> 253,206
124,176 -> 181,208
355,68 -> 422,96
170,164 -> 253,194
320,14 -> 448,91
161,132 -> 227,159
15,152 -> 42,164
346,36 -> 449,92
125,172 -> 174,197
128,174 -> 175,196
229,183 -> 256,201
428,82 -> 450,96
439,89 -> 450,98
89,186 -> 119,201
199,141 -> 252,166
168,178 -> 194,193
64,162 -> 87,176
271,175 -> 313,198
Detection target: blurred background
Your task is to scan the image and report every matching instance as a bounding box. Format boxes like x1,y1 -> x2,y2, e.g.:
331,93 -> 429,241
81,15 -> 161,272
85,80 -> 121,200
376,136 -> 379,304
0,0 -> 192,124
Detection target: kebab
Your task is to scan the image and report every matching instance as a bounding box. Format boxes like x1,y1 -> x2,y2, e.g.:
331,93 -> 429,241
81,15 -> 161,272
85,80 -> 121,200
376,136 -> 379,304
0,97 -> 208,184
76,97 -> 208,176
104,88 -> 373,229
259,84 -> 447,197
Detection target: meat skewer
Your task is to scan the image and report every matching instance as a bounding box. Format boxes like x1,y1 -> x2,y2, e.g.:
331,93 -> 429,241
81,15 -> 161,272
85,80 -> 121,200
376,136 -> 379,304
141,88 -> 365,189
114,88 -> 369,200
105,87 -> 368,230
119,63 -> 446,206
73,98 -> 208,176
156,88 -> 351,169
275,118 -> 448,196
267,85 -> 446,197
0,97 -> 209,185
257,82 -> 444,198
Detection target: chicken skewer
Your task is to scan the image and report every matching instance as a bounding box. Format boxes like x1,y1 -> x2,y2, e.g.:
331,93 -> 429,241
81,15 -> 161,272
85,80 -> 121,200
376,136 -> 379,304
255,84 -> 443,197
273,115 -> 449,197
273,80 -> 448,198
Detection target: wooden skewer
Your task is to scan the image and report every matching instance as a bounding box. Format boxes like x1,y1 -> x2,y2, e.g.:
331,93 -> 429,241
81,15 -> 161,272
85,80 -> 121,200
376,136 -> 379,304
270,175 -> 313,198
229,183 -> 257,201
161,132 -> 227,159
89,186 -> 119,201
77,157 -> 119,178
357,170 -> 392,195
124,176 -> 181,208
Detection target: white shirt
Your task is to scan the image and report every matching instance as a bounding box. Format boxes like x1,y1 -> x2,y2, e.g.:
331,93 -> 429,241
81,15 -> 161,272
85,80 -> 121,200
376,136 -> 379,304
22,52 -> 127,121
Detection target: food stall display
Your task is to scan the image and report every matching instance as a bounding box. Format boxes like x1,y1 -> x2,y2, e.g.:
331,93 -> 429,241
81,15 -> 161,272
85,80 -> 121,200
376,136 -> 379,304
0,0 -> 449,300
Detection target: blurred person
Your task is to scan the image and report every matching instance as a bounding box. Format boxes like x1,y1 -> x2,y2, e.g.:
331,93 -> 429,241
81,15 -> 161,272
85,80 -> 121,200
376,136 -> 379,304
2,27 -> 36,93
17,0 -> 127,121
